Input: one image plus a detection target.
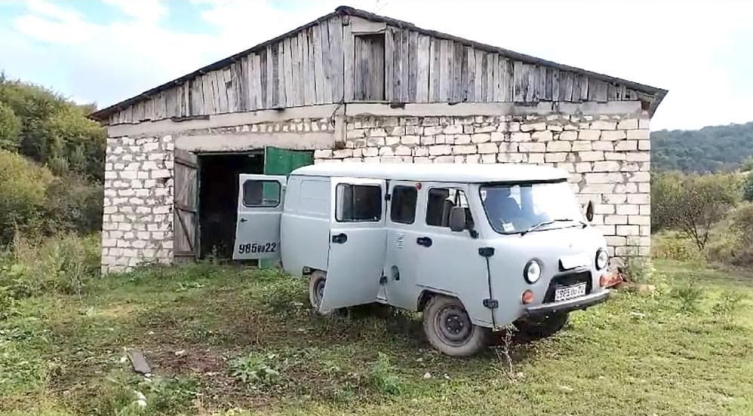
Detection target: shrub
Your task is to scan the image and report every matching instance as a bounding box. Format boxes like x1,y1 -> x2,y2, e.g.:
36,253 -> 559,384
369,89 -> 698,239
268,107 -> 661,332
712,291 -> 746,318
0,150 -> 54,244
0,233 -> 100,298
672,277 -> 704,313
364,353 -> 402,395
621,257 -> 653,284
0,102 -> 21,151
230,352 -> 282,388
652,233 -> 701,261
744,172 -> 753,202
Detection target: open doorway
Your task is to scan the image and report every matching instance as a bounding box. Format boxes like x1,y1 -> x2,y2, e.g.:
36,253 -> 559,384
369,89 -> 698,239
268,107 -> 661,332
198,152 -> 264,259
194,148 -> 314,261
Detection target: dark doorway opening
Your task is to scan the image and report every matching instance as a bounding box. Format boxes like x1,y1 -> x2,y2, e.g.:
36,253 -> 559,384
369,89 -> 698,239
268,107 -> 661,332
198,152 -> 263,259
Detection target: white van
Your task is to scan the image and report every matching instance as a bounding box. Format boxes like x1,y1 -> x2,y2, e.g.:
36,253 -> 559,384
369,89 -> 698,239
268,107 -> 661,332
233,163 -> 615,356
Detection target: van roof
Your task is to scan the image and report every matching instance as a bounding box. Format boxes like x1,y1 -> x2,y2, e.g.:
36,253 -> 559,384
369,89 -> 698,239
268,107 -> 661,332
292,163 -> 569,183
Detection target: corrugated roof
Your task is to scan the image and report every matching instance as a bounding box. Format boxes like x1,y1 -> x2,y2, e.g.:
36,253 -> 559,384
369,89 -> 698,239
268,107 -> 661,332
90,5 -> 667,121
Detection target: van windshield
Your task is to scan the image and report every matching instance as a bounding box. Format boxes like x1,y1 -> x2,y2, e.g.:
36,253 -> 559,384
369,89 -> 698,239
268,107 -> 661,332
481,181 -> 585,235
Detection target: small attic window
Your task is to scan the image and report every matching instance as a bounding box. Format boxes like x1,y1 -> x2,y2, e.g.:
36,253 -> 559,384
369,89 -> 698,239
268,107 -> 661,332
354,34 -> 385,101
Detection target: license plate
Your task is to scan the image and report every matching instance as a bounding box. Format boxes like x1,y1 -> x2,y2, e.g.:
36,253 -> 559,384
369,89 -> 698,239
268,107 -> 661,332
554,283 -> 587,302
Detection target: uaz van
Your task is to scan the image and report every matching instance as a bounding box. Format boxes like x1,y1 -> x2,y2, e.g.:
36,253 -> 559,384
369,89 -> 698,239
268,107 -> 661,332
233,163 -> 614,356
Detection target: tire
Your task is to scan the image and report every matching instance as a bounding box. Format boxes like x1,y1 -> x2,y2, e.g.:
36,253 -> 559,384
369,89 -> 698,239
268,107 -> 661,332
422,295 -> 490,357
308,271 -> 331,315
514,312 -> 569,341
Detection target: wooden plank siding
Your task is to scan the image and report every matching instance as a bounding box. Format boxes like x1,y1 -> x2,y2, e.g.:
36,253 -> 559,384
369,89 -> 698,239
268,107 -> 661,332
106,17 -> 646,124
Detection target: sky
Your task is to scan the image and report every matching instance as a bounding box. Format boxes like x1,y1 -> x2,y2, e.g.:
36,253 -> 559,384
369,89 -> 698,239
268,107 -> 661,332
1,0 -> 752,131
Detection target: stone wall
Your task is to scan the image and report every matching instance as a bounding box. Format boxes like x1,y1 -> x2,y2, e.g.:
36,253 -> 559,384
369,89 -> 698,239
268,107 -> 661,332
102,135 -> 175,273
315,113 -> 651,260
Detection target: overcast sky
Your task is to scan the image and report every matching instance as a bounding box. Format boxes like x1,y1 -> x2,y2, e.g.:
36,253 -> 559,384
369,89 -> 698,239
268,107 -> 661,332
1,0 -> 752,131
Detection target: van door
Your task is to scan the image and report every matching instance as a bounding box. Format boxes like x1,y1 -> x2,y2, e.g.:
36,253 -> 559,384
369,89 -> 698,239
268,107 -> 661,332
415,185 -> 494,327
233,174 -> 287,261
318,178 -> 387,313
383,181 -> 424,310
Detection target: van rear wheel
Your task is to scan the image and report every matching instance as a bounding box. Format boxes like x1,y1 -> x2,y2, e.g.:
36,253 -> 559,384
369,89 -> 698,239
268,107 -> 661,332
423,295 -> 489,357
308,271 -> 331,315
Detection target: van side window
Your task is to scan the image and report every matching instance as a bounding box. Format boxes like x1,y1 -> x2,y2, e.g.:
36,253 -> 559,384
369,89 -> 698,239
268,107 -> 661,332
390,186 -> 417,224
243,180 -> 281,207
426,188 -> 473,228
336,184 -> 382,222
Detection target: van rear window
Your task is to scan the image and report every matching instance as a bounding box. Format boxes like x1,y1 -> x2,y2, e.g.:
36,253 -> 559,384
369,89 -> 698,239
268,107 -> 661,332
243,180 -> 281,207
336,184 -> 382,222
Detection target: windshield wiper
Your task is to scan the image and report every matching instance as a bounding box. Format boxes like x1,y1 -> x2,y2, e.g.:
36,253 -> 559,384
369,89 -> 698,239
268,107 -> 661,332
520,218 -> 586,236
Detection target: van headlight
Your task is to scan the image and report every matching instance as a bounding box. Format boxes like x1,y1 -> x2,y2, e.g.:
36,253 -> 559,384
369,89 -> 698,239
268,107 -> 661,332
595,249 -> 609,270
524,260 -> 542,283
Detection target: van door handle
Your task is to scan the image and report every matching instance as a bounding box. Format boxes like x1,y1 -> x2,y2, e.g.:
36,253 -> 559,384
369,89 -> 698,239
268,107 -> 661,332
416,237 -> 432,247
331,233 -> 348,244
240,218 -> 247,223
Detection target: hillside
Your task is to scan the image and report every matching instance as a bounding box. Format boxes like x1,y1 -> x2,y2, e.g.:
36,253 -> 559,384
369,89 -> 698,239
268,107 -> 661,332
652,121 -> 753,173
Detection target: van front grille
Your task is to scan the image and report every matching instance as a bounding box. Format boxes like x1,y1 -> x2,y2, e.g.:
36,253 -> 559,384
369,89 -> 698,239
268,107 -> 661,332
544,270 -> 592,303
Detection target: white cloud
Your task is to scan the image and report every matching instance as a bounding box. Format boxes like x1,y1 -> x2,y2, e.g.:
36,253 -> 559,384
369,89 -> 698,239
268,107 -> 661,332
3,0 -> 753,130
103,0 -> 168,24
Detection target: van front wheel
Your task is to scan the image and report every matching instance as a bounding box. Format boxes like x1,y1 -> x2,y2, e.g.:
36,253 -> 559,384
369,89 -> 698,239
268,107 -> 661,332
423,295 -> 489,357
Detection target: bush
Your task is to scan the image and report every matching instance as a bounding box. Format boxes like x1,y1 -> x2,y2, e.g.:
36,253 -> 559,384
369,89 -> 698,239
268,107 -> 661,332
652,233 -> 701,261
0,233 -> 100,298
621,257 -> 653,284
744,173 -> 753,202
364,353 -> 402,395
230,352 -> 282,388
0,150 -> 54,244
712,291 -> 746,318
0,102 -> 21,151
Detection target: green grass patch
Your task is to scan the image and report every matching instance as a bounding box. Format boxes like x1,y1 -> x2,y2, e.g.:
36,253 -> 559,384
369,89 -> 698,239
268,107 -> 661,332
1,259 -> 753,415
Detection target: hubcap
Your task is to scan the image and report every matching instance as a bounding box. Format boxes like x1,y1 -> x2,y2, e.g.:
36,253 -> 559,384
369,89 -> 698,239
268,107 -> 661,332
435,305 -> 473,346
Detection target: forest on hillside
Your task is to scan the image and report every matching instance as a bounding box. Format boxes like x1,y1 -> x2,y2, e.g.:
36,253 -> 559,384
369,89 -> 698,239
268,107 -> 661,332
652,121 -> 753,173
0,73 -> 105,245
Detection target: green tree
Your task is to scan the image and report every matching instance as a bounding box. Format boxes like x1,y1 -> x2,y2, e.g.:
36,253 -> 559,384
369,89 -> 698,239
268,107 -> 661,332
652,172 -> 741,250
0,102 -> 21,151
0,76 -> 105,181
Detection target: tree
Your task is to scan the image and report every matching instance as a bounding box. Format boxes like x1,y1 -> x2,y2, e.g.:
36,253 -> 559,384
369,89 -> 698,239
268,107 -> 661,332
652,172 -> 740,250
0,150 -> 54,244
0,102 -> 21,151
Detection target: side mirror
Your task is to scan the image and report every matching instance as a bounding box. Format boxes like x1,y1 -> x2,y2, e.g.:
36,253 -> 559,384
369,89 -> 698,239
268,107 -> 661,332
449,206 -> 467,232
586,200 -> 595,222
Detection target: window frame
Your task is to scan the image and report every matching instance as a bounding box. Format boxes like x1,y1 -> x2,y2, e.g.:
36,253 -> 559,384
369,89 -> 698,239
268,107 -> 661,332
389,185 -> 418,225
242,179 -> 282,208
335,183 -> 383,223
425,187 -> 471,228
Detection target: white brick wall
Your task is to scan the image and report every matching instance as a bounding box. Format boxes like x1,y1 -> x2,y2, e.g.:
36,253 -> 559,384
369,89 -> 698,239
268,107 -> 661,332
321,113 -> 652,262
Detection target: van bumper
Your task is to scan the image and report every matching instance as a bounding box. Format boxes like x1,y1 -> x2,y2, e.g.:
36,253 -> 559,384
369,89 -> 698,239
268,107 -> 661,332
524,290 -> 611,317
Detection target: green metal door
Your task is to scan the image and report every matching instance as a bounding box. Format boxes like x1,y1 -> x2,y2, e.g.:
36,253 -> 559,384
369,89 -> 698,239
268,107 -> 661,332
259,147 -> 313,268
263,147 -> 314,175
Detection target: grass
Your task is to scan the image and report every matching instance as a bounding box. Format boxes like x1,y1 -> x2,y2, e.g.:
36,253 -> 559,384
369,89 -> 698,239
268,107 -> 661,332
2,259 -> 753,415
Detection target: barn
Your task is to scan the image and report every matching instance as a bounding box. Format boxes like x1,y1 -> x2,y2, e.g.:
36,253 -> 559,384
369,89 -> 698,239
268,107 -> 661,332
90,6 -> 666,273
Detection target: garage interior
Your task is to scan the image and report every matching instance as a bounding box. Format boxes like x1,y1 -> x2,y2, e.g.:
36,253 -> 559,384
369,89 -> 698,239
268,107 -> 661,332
198,152 -> 264,260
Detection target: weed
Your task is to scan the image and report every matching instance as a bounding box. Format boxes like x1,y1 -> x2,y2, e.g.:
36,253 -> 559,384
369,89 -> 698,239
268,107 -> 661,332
258,277 -> 308,315
712,291 -> 746,318
364,352 -> 402,396
142,376 -> 200,414
672,278 -> 704,313
230,352 -> 282,388
493,324 -> 517,378
621,256 -> 653,284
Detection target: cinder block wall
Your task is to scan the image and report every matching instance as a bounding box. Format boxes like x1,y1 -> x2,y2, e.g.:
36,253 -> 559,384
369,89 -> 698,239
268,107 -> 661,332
101,136 -> 175,272
315,113 -> 651,262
